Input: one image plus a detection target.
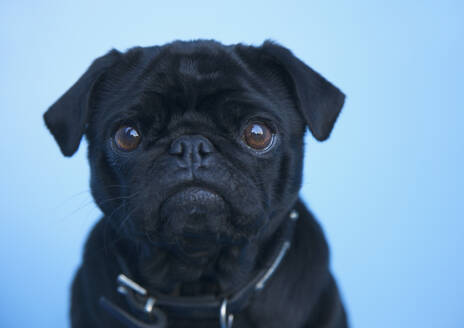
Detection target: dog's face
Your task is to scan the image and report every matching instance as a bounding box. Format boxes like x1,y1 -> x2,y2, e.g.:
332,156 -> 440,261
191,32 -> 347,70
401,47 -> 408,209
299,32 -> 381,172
44,40 -> 344,259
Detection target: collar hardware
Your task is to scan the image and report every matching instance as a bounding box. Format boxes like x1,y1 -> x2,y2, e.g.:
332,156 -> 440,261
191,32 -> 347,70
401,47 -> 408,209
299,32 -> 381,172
219,299 -> 234,328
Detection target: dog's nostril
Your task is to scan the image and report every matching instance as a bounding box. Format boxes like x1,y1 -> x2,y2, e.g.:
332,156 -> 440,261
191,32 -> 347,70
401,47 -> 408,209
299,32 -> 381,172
198,139 -> 213,154
169,135 -> 215,165
169,139 -> 185,155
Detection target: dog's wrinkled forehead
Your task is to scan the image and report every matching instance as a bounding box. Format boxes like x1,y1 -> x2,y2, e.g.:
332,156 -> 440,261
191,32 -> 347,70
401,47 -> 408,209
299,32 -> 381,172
148,41 -> 246,91
106,42 -> 272,112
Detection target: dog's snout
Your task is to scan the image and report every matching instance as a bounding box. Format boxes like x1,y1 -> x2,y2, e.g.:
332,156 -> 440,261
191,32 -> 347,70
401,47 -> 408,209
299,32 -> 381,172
169,135 -> 214,168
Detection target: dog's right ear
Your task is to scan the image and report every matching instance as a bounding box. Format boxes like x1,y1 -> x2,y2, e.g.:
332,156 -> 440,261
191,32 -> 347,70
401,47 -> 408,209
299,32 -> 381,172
43,49 -> 121,157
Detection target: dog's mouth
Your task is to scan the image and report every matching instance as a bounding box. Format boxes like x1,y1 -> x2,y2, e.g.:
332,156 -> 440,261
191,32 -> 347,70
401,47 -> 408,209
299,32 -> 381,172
161,186 -> 225,213
158,186 -> 229,256
169,186 -> 223,204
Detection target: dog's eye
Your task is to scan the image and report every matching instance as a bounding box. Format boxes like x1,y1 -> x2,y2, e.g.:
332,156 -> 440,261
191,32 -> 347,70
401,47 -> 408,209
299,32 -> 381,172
242,122 -> 274,150
114,126 -> 141,151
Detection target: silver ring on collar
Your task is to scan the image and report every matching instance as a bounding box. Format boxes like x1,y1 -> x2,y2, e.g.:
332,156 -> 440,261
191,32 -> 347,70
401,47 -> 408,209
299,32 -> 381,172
220,299 -> 234,328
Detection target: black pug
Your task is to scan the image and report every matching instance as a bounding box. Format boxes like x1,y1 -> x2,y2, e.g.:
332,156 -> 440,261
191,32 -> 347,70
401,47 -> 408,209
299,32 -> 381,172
44,40 -> 348,328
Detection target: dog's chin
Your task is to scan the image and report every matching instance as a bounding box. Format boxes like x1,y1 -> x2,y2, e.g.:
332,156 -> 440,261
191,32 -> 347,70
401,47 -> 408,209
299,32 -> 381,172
156,186 -> 232,257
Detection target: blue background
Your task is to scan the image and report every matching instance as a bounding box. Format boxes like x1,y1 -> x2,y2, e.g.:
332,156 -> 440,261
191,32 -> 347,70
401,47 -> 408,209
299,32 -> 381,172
1,1 -> 462,327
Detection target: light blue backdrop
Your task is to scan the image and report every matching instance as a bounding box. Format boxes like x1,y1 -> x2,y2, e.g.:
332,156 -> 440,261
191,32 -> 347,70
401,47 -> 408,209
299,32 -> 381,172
1,1 -> 462,327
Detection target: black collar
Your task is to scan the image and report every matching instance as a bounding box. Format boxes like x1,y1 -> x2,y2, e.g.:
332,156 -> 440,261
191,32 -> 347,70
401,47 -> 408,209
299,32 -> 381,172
100,209 -> 299,328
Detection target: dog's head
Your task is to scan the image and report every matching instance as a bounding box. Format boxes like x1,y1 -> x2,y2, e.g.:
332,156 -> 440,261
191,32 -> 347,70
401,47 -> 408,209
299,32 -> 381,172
44,40 -> 344,258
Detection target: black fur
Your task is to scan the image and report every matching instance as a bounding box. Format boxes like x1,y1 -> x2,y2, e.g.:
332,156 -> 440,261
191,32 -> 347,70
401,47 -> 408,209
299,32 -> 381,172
44,40 -> 348,328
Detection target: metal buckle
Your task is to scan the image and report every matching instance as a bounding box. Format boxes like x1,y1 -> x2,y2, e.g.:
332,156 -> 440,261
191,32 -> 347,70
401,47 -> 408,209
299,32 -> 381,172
99,274 -> 167,328
219,299 -> 234,328
117,274 -> 159,315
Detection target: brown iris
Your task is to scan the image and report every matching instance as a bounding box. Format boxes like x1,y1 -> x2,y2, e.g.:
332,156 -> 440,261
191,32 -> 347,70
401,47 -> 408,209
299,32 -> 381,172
114,126 -> 141,151
243,122 -> 273,150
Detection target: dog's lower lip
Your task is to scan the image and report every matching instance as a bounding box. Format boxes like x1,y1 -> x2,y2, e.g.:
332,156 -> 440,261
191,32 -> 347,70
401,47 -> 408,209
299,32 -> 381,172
168,186 -> 223,202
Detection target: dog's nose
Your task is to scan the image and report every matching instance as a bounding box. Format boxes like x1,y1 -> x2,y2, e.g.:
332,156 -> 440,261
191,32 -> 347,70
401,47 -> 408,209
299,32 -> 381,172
169,135 -> 214,169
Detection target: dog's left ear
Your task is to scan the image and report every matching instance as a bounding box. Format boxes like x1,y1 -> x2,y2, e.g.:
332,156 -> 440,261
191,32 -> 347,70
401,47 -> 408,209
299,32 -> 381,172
44,49 -> 121,156
261,41 -> 345,141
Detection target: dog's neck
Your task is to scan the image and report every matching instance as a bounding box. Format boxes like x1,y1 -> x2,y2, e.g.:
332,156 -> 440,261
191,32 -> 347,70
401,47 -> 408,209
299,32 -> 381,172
136,241 -> 259,296
117,211 -> 291,299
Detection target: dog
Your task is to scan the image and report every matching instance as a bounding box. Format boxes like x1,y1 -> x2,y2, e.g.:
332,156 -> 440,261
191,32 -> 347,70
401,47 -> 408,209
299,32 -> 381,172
44,40 -> 348,328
